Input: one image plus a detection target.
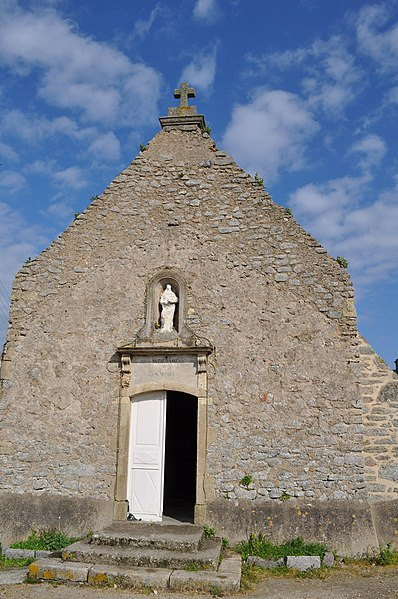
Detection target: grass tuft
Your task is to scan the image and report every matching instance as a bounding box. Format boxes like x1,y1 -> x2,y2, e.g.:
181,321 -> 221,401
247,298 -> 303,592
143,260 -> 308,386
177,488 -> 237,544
365,543 -> 398,566
10,530 -> 79,552
203,524 -> 216,539
236,534 -> 328,561
209,584 -> 223,596
0,555 -> 35,570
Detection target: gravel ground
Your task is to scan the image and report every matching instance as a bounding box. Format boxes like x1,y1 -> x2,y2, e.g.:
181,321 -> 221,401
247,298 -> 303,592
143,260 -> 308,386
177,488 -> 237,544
0,566 -> 397,599
247,566 -> 398,598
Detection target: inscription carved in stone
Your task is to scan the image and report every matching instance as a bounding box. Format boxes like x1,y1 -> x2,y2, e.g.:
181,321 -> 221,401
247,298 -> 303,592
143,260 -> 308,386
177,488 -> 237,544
131,354 -> 196,388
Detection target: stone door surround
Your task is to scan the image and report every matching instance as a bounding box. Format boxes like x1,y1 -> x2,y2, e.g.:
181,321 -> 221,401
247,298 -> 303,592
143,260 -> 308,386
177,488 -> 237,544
113,345 -> 212,524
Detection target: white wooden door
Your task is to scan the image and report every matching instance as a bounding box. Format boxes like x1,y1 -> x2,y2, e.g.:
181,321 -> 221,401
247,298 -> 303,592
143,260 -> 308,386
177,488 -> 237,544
128,391 -> 167,521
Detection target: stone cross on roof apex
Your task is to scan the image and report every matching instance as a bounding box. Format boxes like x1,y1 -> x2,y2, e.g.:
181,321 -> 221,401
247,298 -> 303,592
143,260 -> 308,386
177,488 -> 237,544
167,81 -> 198,117
159,81 -> 206,130
174,82 -> 195,108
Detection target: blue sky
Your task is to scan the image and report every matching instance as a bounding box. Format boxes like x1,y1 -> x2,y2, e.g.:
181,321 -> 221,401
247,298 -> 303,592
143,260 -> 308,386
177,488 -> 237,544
0,0 -> 397,367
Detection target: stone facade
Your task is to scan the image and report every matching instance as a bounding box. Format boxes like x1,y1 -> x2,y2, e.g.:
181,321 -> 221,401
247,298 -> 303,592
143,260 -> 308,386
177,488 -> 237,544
358,336 -> 398,498
0,98 -> 397,552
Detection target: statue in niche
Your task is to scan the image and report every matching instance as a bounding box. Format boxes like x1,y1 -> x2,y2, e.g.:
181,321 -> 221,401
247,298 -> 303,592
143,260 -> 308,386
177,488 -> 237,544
159,284 -> 178,333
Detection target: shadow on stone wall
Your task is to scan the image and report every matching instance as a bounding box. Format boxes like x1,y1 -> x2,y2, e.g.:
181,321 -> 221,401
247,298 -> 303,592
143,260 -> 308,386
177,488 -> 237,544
0,493 -> 113,546
207,499 -> 398,556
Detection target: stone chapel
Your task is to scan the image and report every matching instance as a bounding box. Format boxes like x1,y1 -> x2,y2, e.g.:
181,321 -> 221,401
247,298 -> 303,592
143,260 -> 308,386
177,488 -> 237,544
1,84 -> 397,554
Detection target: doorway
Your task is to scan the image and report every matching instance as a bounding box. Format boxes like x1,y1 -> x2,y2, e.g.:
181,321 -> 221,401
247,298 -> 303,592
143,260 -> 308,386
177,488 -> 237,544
163,392 -> 197,522
128,390 -> 197,522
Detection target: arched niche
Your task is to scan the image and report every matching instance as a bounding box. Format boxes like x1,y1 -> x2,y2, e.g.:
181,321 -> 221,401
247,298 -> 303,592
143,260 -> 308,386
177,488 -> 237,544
136,270 -> 194,345
153,276 -> 180,333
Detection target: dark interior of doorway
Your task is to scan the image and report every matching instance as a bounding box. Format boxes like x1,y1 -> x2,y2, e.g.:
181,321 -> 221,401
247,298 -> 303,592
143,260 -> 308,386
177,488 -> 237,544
163,392 -> 197,523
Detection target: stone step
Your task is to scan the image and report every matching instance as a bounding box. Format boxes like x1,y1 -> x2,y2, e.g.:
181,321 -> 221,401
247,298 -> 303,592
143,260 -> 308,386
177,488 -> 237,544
0,567 -> 28,585
88,563 -> 171,590
29,559 -> 93,583
170,555 -> 242,592
63,537 -> 222,570
29,555 -> 242,593
91,521 -> 203,552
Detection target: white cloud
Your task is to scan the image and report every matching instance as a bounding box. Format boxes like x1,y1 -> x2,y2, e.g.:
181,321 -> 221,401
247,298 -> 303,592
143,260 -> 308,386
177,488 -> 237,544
180,47 -> 217,92
0,141 -> 18,162
249,35 -> 362,116
47,116 -> 96,140
1,109 -> 95,143
24,158 -> 57,175
222,89 -> 318,181
0,200 -> 48,345
46,201 -> 74,220
356,4 -> 398,72
23,159 -> 86,188
349,134 -> 386,170
0,203 -> 40,279
290,175 -> 368,239
88,132 -> 121,162
289,173 -> 398,287
0,4 -> 162,126
305,40 -> 361,114
1,110 -> 47,142
2,110 -> 120,163
51,166 -> 86,189
193,0 -> 217,22
0,169 -> 26,191
386,85 -> 398,104
132,4 -> 160,39
248,47 -> 308,71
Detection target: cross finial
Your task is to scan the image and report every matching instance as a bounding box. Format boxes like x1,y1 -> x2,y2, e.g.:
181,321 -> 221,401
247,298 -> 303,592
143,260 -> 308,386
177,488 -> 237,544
160,81 -> 205,127
174,82 -> 196,108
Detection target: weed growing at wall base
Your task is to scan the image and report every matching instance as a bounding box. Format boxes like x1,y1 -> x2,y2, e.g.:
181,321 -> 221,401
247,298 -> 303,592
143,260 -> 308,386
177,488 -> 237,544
203,524 -> 217,539
209,584 -> 223,597
236,534 -> 328,561
10,530 -> 79,551
365,543 -> 398,565
222,538 -> 230,549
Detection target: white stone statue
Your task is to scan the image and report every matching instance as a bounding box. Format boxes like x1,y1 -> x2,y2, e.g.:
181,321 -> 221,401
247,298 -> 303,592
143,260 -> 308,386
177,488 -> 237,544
159,284 -> 178,333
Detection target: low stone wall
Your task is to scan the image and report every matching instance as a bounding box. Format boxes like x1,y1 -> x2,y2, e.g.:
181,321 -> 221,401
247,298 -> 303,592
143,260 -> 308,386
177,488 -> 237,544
0,493 -> 113,546
1,493 -> 397,556
207,498 -> 398,555
370,498 -> 398,547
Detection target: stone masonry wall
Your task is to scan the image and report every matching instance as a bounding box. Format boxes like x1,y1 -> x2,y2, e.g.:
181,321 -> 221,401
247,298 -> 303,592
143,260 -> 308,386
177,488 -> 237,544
0,124 -> 367,508
358,335 -> 398,500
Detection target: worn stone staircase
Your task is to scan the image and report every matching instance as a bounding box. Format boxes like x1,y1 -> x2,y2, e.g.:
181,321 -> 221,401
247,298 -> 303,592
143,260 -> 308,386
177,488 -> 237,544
29,520 -> 241,592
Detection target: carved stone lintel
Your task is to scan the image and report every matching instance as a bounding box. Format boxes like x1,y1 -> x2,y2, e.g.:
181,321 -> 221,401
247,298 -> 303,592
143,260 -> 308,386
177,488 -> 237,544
121,354 -> 131,389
